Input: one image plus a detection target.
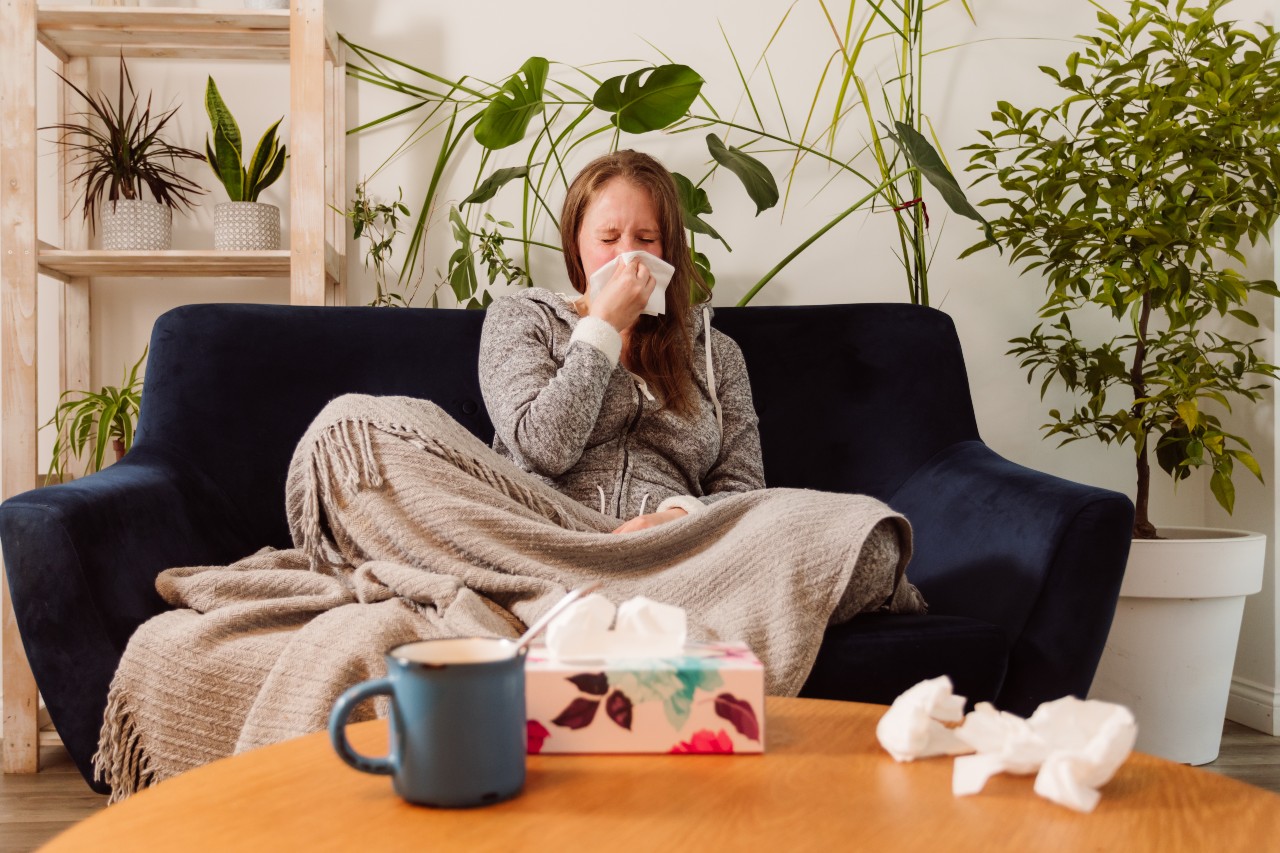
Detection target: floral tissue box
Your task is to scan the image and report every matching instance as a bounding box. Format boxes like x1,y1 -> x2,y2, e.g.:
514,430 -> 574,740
524,641 -> 765,754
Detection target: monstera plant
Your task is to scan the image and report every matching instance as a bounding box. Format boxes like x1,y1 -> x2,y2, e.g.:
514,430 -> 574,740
338,0 -> 989,309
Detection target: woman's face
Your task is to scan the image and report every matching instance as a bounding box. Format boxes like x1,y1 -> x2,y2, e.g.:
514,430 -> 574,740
577,177 -> 665,278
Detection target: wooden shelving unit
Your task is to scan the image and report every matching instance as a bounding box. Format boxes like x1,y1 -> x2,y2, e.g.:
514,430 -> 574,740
1,0 -> 347,775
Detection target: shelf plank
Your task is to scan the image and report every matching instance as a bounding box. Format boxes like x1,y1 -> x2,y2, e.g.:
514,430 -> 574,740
36,7 -> 335,62
38,250 -> 292,278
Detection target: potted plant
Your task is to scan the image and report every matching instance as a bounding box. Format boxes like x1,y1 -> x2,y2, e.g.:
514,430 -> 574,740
204,76 -> 288,250
43,347 -> 147,482
44,55 -> 205,250
965,0 -> 1280,764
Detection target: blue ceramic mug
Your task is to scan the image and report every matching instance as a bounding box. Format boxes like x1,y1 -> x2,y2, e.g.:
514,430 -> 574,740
328,637 -> 527,808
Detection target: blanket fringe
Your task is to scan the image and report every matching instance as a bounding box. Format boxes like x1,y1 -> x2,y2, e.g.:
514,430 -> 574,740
292,410 -> 579,565
93,683 -> 158,805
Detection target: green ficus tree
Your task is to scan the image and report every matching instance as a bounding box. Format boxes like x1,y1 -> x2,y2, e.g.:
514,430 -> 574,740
966,0 -> 1280,538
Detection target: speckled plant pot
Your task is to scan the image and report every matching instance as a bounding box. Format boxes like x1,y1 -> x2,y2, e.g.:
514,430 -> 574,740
214,202 -> 281,251
100,200 -> 172,250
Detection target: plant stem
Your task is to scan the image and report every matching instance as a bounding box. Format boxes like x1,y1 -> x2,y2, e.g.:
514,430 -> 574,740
1132,290 -> 1157,539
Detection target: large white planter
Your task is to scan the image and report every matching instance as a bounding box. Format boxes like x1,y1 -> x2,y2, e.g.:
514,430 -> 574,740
1088,527 -> 1264,765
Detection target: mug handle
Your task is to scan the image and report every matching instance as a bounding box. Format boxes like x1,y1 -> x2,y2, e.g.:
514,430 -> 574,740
329,677 -> 395,776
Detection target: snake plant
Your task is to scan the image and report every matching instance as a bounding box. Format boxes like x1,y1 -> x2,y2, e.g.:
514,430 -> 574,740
204,76 -> 288,202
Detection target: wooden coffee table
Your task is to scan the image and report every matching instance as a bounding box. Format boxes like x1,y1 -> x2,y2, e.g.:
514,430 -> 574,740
40,697 -> 1279,851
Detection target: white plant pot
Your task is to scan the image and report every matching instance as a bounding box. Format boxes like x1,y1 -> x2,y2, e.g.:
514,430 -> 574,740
214,202 -> 281,251
1087,527 -> 1264,765
244,0 -> 290,9
100,199 -> 172,250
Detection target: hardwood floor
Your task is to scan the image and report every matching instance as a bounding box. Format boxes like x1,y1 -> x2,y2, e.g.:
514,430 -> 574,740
1,721 -> 1277,852
0,747 -> 105,853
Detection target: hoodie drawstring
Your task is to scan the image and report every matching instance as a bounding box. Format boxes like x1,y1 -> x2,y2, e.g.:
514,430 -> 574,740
703,306 -> 723,434
597,484 -> 607,516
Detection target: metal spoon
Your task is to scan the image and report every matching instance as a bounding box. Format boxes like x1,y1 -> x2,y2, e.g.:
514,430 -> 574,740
514,581 -> 602,653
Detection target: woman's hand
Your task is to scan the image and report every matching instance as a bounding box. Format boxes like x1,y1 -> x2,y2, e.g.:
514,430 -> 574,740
589,257 -> 657,335
611,507 -> 687,534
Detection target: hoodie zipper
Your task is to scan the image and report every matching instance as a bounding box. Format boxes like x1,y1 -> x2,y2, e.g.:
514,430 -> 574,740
615,376 -> 646,516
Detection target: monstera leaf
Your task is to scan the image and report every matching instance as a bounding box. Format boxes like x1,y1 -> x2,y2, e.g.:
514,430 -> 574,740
475,57 -> 549,150
592,64 -> 703,133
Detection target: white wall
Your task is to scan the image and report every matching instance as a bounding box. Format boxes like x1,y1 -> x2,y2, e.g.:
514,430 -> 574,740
10,0 -> 1278,726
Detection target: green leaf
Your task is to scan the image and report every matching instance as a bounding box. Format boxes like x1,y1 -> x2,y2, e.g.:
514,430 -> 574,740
461,165 -> 533,206
211,122 -> 244,201
592,64 -> 704,134
474,57 -> 549,150
705,133 -> 779,215
690,247 -> 715,292
1210,470 -> 1235,514
243,117 -> 285,200
886,121 -> 998,248
1176,399 -> 1199,429
1229,309 -> 1259,327
204,76 -> 241,159
671,172 -> 728,249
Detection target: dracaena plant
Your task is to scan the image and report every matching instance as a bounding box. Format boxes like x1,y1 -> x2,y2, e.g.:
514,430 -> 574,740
965,0 -> 1280,538
204,76 -> 288,202
43,54 -> 205,230
337,0 -> 988,310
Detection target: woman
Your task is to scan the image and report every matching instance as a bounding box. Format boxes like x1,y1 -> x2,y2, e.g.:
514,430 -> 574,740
479,149 -> 763,533
95,150 -> 924,802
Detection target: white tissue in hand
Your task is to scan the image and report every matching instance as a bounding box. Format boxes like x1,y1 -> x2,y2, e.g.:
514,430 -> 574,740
586,251 -> 674,316
545,594 -> 686,660
875,675 -> 972,762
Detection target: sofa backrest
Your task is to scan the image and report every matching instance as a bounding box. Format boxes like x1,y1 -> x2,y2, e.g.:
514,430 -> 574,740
138,301 -> 979,548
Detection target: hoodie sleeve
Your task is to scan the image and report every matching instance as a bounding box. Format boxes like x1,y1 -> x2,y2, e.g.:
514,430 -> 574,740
479,295 -> 619,477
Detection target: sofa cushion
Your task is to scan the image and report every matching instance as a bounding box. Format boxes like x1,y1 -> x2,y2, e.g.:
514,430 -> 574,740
799,613 -> 1009,708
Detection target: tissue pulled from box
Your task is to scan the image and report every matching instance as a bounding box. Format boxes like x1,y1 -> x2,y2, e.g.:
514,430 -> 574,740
545,594 -> 686,660
877,677 -> 1137,813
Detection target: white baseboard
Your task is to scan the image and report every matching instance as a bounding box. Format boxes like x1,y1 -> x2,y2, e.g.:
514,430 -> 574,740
1227,676 -> 1280,735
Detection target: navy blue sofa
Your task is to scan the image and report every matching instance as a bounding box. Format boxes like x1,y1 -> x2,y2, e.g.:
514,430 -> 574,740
0,301 -> 1133,792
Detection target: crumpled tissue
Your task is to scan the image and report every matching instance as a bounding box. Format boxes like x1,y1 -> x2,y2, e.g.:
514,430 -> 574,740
544,593 -> 686,660
587,251 -> 675,316
876,676 -> 1137,813
875,675 -> 971,762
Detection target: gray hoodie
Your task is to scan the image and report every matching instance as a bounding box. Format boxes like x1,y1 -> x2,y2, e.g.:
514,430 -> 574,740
478,287 -> 764,520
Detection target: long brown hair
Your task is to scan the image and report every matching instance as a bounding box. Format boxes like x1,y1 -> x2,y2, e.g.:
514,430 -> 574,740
560,150 -> 711,416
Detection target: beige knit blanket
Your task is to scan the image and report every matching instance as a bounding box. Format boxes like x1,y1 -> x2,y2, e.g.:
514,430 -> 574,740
94,395 -> 924,802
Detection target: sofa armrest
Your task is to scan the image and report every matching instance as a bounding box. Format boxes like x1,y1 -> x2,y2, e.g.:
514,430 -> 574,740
888,440 -> 1134,716
0,446 -> 260,790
